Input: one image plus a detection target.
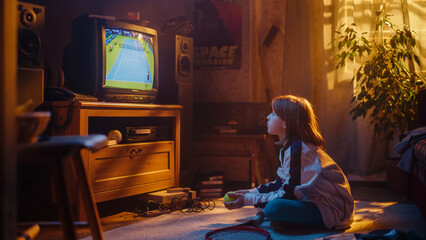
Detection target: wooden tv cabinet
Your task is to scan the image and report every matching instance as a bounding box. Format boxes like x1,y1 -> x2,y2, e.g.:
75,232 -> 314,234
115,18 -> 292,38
49,101 -> 181,218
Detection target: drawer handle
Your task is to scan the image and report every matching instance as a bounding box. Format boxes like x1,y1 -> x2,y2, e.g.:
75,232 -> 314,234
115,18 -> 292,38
129,149 -> 143,159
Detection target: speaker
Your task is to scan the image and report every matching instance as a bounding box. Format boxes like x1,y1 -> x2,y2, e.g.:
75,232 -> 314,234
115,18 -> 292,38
157,35 -> 193,186
18,2 -> 45,69
17,2 -> 45,110
175,35 -> 193,83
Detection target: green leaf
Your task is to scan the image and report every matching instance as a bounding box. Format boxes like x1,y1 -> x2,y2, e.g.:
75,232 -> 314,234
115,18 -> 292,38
401,35 -> 407,45
390,38 -> 396,48
406,29 -> 412,38
338,41 -> 343,49
361,36 -> 369,45
409,37 -> 415,47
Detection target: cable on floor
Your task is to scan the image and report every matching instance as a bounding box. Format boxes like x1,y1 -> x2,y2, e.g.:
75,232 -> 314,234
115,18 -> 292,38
131,192 -> 216,218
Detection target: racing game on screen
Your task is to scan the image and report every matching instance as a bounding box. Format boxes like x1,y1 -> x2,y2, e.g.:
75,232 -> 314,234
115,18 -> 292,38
105,27 -> 155,90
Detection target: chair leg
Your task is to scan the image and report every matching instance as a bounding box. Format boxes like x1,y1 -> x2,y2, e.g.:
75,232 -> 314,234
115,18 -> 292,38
71,149 -> 104,240
52,157 -> 77,240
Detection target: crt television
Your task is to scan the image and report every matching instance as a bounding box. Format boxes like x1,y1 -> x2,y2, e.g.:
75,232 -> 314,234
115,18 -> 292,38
67,15 -> 159,103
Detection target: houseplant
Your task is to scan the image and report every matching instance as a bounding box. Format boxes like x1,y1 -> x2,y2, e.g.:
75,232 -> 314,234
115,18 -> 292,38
331,10 -> 425,144
331,10 -> 426,193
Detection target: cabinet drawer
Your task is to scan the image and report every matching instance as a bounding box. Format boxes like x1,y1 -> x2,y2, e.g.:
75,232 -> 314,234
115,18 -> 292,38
91,141 -> 174,193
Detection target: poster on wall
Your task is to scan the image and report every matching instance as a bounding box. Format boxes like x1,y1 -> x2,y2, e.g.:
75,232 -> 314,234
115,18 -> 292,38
193,0 -> 242,70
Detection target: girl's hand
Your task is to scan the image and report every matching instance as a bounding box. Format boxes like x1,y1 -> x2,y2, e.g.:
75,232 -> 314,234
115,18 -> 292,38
224,192 -> 245,210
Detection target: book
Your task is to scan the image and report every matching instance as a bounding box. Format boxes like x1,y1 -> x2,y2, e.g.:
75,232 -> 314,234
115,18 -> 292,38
195,183 -> 223,191
199,180 -> 224,185
196,171 -> 224,181
195,171 -> 224,198
219,128 -> 237,134
208,175 -> 224,181
199,188 -> 223,193
198,192 -> 222,197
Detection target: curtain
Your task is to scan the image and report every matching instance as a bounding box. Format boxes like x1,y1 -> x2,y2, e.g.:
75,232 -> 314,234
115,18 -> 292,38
318,0 -> 389,174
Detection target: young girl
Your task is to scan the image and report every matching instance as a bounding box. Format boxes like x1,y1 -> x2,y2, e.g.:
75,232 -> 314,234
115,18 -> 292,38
224,95 -> 354,229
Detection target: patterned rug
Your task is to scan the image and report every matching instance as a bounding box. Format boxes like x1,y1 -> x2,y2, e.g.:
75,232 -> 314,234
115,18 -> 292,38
81,200 -> 426,240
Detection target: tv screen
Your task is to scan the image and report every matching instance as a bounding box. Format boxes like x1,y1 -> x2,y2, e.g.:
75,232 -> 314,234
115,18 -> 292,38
104,27 -> 155,91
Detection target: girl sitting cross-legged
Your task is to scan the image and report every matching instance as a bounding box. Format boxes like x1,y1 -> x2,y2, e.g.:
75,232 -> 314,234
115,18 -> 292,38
224,95 -> 355,230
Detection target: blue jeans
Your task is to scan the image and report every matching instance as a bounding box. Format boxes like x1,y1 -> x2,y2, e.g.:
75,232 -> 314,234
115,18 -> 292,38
264,199 -> 325,228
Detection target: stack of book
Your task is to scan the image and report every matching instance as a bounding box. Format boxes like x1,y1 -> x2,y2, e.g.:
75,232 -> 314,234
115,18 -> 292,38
195,171 -> 224,199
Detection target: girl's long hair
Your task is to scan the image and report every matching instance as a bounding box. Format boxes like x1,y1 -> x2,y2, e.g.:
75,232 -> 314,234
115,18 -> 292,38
272,95 -> 325,149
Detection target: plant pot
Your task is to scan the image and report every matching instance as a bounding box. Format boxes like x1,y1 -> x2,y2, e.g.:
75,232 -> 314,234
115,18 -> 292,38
385,158 -> 408,195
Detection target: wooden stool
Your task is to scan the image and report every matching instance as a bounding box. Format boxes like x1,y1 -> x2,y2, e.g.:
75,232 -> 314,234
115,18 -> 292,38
18,134 -> 107,240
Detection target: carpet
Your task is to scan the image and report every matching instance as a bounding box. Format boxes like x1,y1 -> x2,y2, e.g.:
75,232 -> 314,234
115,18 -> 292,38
82,200 -> 426,240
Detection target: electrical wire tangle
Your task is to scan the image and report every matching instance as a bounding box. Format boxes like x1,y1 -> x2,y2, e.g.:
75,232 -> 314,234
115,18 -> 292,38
133,192 -> 216,217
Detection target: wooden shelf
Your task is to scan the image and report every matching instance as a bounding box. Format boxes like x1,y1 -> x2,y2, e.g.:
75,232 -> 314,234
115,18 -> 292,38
49,101 -> 181,219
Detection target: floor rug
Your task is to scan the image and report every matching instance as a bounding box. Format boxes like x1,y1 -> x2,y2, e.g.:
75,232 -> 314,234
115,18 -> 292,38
82,200 -> 426,240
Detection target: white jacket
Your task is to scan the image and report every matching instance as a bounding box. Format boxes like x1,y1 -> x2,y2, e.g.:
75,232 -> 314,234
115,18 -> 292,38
244,141 -> 354,229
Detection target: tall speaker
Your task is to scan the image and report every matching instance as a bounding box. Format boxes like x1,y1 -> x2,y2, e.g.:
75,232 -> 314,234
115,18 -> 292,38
17,2 -> 45,110
158,34 -> 193,187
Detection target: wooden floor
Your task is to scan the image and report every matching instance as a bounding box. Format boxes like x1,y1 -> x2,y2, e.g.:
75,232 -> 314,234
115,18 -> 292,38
18,184 -> 409,240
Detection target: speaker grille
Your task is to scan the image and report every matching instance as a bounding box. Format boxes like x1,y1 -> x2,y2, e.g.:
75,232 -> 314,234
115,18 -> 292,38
18,2 -> 45,69
175,35 -> 193,83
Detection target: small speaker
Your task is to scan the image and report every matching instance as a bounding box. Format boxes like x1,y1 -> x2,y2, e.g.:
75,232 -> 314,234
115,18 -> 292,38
17,2 -> 45,110
17,2 -> 45,69
175,35 -> 193,83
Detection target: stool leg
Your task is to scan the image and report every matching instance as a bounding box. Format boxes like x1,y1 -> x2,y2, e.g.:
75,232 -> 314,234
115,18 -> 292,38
71,149 -> 104,240
52,156 -> 77,240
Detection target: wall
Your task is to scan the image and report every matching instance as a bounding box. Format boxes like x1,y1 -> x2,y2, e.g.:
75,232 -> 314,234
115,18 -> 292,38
248,0 -> 286,103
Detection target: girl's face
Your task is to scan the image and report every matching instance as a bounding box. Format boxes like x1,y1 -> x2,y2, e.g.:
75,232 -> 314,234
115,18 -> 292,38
267,110 -> 286,139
